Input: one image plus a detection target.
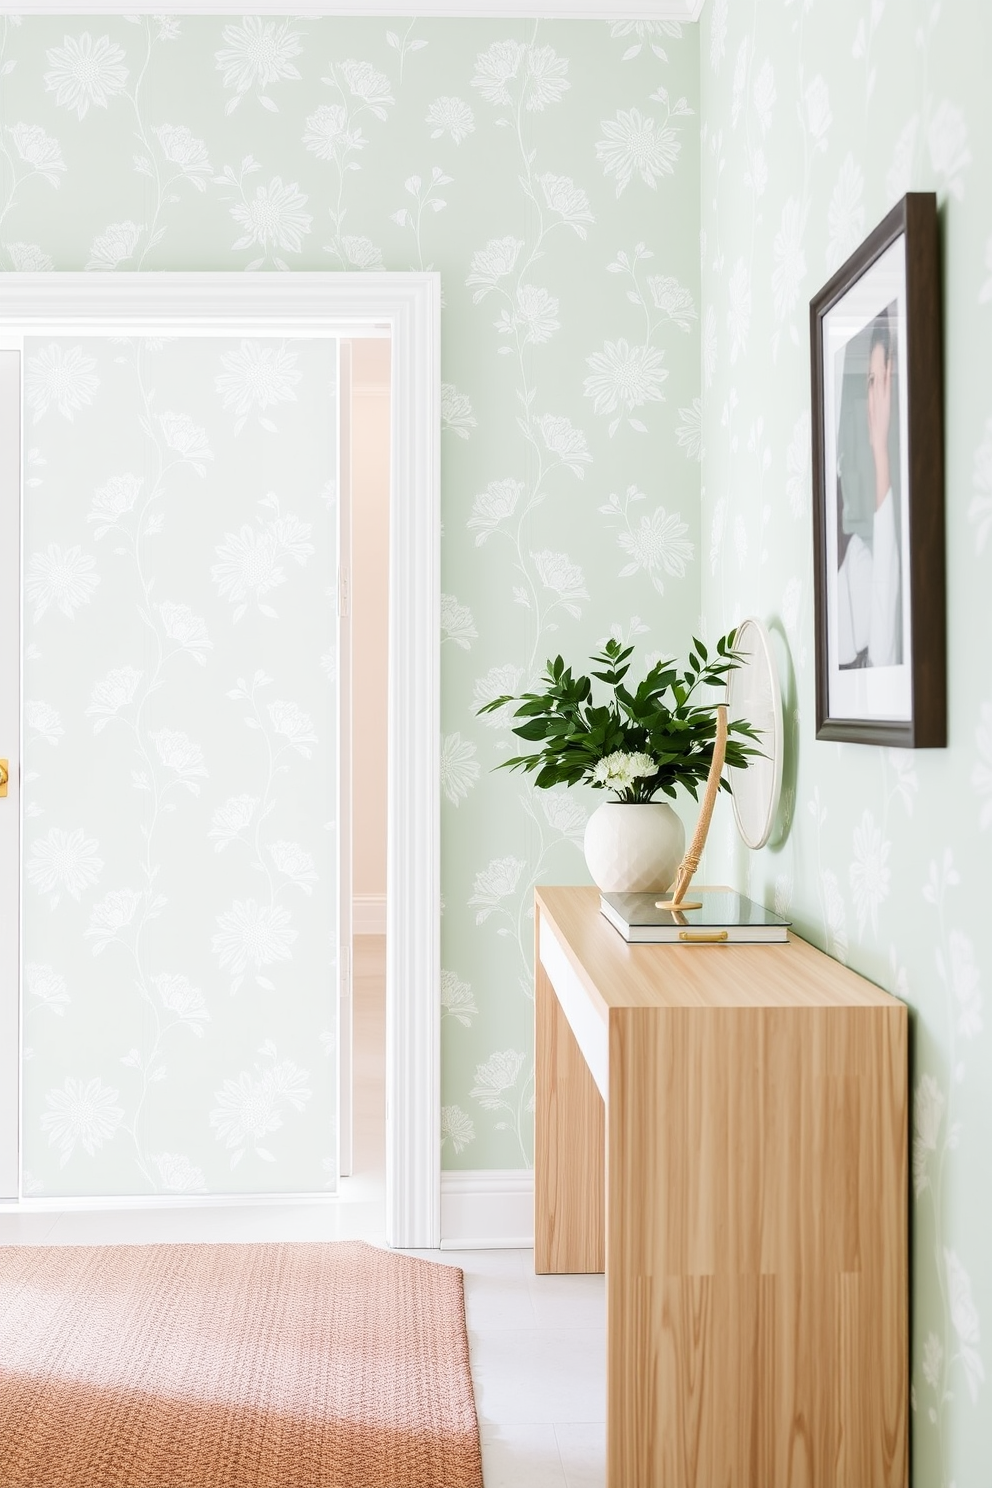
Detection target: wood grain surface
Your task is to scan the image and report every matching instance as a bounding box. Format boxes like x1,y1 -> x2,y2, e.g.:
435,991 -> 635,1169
534,888 -> 908,1488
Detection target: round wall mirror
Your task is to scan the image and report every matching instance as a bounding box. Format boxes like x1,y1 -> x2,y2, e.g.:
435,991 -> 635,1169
726,617 -> 783,850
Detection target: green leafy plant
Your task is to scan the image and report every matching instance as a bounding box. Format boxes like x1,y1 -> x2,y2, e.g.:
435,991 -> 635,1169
479,630 -> 761,803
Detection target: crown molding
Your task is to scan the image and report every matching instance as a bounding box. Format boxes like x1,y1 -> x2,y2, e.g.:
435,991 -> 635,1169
0,2 -> 705,17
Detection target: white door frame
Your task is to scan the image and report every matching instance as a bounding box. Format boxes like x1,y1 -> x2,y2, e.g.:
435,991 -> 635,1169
0,273 -> 441,1248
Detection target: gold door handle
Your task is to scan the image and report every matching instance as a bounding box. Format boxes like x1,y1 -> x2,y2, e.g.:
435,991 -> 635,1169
0,759 -> 8,798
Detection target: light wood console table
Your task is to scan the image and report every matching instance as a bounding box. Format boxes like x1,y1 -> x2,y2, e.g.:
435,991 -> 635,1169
534,885 -> 907,1488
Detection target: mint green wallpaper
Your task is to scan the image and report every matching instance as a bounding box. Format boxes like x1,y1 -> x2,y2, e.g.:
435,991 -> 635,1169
699,0 -> 990,1480
0,18 -> 702,1177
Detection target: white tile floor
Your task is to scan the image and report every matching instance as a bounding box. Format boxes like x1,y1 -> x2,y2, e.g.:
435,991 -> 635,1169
0,936 -> 606,1488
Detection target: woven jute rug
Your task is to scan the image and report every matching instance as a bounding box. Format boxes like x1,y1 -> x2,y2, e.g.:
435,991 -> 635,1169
0,1238 -> 484,1488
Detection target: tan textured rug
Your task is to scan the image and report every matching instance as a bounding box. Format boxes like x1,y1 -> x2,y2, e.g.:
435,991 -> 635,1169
0,1239 -> 483,1488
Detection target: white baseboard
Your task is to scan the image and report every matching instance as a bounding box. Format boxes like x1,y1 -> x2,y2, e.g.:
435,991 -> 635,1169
440,1168 -> 534,1249
353,893 -> 386,935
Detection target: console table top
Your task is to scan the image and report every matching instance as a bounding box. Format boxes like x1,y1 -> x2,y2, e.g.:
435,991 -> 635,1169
536,885 -> 902,1013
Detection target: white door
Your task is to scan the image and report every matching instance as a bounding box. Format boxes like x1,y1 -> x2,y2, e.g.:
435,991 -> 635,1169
0,350 -> 20,1199
6,326 -> 344,1200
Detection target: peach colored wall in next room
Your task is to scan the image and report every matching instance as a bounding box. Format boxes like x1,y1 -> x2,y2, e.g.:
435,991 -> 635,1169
349,338 -> 390,903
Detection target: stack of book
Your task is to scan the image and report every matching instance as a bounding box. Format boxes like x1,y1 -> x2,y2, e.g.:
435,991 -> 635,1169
600,889 -> 791,944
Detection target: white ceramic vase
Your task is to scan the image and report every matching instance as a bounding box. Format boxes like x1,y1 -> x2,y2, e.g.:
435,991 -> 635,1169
583,801 -> 685,894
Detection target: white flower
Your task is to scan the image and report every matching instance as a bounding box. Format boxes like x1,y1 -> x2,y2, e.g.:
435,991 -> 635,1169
946,931 -> 983,1039
85,888 -> 141,953
8,123 -> 65,185
466,236 -> 523,301
25,544 -> 99,623
592,750 -> 656,793
441,733 -> 480,806
597,108 -> 680,195
648,276 -> 697,330
440,971 -> 478,1027
928,100 -> 971,200
944,1250 -> 985,1402
703,305 -> 717,389
150,728 -> 209,788
522,45 -> 570,112
339,60 -> 394,118
710,0 -> 728,70
154,124 -> 211,187
849,810 -> 890,937
25,343 -> 99,423
340,235 -> 384,270
803,75 -> 832,149
497,285 -> 560,345
153,973 -> 210,1034
158,410 -> 212,471
41,1077 -> 123,1167
268,700 -> 317,755
212,527 -> 284,609
210,1056 -> 311,1165
676,400 -> 702,461
152,1152 -> 206,1193
86,219 -> 144,270
158,601 -> 211,664
209,795 -> 258,852
467,480 -> 522,545
230,178 -> 311,255
303,104 -> 365,162
531,550 -> 589,615
471,1049 -> 525,1109
212,901 -> 297,984
441,1105 -> 476,1153
786,412 -> 811,518
25,964 -> 70,1016
752,58 -> 776,133
87,472 -> 141,529
426,96 -> 475,143
215,340 -> 300,430
471,40 -> 524,108
26,700 -> 63,746
537,415 -> 591,476
215,17 -> 302,101
86,666 -> 142,732
440,593 -> 478,649
541,791 -> 587,841
968,419 -> 992,554
826,154 -> 865,272
727,258 -> 751,362
441,383 -> 477,440
912,1073 -> 944,1197
921,1331 -> 943,1391
584,339 -> 668,421
44,33 -> 128,120
539,173 -> 595,236
269,840 -> 318,893
973,701 -> 992,827
771,197 -> 807,322
617,505 -> 693,593
473,665 -> 523,731
6,243 -> 54,272
469,856 -> 525,922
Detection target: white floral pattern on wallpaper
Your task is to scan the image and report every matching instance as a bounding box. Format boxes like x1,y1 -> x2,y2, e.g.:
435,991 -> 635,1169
0,15 -> 701,1188
699,0 -> 991,1480
21,333 -> 337,1196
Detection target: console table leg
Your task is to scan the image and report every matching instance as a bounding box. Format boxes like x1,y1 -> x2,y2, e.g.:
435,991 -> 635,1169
534,920 -> 605,1275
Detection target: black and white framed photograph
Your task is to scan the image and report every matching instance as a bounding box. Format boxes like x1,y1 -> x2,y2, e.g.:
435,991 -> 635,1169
810,192 -> 946,747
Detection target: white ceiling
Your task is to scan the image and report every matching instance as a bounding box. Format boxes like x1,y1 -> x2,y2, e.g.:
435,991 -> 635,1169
1,1 -> 706,17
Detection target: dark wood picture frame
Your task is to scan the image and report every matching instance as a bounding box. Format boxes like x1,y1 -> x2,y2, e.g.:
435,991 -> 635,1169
810,192 -> 945,747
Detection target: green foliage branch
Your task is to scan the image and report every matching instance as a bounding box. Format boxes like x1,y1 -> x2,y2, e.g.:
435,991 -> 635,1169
479,630 -> 761,803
